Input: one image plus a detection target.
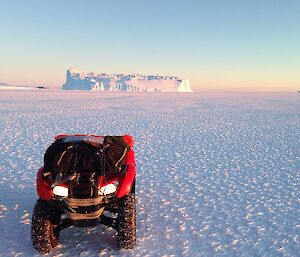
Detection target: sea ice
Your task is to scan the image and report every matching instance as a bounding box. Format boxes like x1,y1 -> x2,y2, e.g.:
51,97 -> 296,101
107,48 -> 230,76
0,90 -> 299,256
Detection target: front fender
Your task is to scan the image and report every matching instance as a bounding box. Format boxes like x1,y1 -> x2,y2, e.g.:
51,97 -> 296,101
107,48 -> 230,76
115,149 -> 136,198
36,167 -> 53,201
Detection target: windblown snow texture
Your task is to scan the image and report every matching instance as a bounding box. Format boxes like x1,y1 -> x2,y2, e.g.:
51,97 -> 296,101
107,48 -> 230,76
63,68 -> 193,92
0,91 -> 299,256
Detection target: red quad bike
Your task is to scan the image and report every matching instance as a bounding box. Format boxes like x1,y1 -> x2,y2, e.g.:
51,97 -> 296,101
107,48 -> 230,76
31,134 -> 136,254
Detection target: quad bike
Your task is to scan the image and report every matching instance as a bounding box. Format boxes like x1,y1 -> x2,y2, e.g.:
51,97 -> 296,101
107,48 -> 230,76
31,134 -> 136,254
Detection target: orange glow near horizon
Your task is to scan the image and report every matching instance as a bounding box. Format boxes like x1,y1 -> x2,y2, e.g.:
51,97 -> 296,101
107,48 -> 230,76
1,71 -> 299,93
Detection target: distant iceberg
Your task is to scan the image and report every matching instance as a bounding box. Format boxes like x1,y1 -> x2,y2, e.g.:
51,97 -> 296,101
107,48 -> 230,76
63,68 -> 193,92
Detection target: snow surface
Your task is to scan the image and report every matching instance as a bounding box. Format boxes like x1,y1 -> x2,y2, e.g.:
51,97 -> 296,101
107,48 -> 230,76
0,90 -> 299,256
63,68 -> 193,92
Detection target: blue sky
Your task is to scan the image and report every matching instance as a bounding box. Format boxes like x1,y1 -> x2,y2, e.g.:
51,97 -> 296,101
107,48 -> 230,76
0,0 -> 299,92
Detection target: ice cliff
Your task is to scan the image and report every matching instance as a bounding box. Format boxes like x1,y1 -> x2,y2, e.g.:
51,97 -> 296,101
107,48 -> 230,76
63,68 -> 193,92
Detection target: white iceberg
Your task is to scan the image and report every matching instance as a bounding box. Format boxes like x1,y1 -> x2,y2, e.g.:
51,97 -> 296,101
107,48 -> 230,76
63,68 -> 193,92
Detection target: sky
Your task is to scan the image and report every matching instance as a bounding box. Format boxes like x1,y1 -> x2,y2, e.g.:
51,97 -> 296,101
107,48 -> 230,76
0,0 -> 299,92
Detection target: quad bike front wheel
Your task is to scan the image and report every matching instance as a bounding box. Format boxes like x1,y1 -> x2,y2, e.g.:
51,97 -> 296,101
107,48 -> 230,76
31,199 -> 61,254
117,188 -> 136,249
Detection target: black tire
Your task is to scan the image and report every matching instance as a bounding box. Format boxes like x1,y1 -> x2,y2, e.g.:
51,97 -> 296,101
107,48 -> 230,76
31,199 -> 61,254
117,189 -> 136,249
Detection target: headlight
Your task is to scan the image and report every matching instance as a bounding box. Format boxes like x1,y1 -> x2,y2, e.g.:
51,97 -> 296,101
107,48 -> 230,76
99,183 -> 117,195
53,185 -> 69,197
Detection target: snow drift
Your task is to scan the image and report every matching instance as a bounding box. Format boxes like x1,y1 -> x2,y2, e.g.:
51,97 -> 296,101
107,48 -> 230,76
63,68 -> 193,92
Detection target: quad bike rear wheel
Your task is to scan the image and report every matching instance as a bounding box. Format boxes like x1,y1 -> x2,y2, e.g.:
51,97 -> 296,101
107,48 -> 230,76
31,199 -> 61,254
117,184 -> 136,249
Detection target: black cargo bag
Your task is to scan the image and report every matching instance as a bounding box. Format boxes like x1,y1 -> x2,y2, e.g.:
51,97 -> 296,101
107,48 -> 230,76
43,136 -> 130,182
